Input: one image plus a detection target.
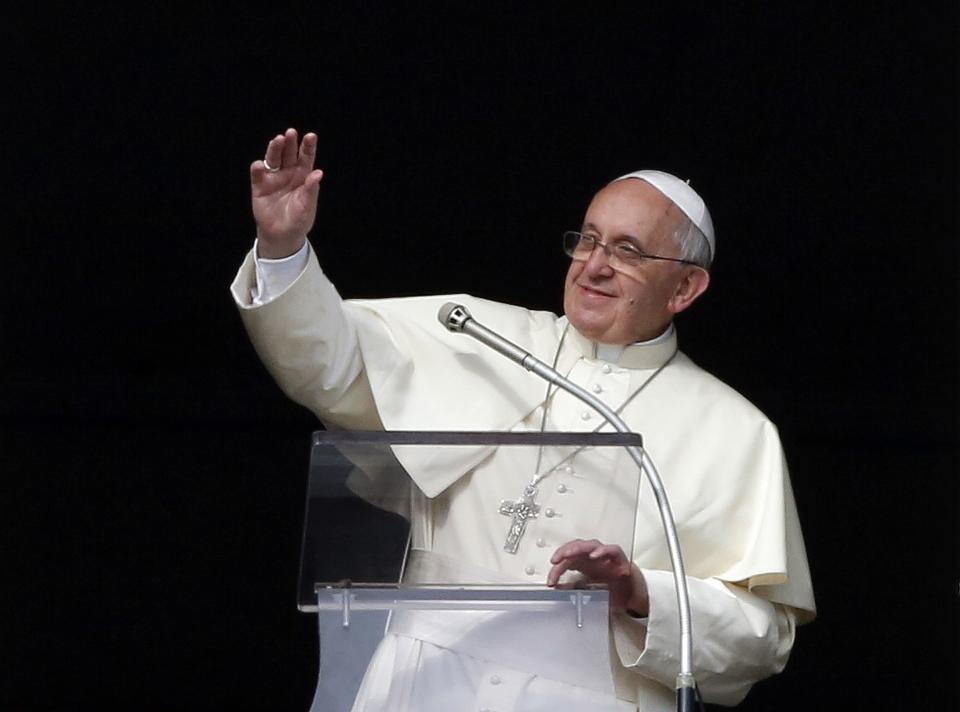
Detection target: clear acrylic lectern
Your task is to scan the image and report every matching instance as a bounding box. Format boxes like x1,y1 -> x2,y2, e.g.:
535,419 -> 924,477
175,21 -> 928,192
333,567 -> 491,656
299,430 -> 644,712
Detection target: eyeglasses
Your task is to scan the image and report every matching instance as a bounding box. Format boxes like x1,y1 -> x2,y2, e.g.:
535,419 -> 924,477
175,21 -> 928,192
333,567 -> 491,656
562,231 -> 700,272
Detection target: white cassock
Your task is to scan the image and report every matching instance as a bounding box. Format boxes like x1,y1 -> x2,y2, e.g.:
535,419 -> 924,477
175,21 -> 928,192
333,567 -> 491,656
231,243 -> 816,712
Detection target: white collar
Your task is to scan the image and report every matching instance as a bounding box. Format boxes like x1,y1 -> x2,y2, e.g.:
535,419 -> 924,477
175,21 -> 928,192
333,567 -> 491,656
567,322 -> 678,370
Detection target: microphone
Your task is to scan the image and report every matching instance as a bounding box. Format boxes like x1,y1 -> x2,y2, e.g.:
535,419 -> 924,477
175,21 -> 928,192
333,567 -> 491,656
438,301 -> 699,711
440,300 -> 640,428
439,302 -> 565,385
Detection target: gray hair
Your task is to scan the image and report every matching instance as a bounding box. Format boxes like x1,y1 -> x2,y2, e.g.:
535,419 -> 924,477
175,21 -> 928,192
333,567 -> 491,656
672,216 -> 713,269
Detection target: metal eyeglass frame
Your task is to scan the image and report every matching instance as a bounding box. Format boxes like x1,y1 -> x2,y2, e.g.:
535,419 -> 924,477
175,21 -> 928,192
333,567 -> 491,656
562,230 -> 701,269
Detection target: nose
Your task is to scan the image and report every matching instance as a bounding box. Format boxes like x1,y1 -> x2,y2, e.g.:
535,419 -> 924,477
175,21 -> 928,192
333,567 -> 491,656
583,242 -> 615,277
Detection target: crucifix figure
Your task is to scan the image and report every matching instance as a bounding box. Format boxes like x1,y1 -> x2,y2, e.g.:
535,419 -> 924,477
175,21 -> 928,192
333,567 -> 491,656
499,485 -> 541,554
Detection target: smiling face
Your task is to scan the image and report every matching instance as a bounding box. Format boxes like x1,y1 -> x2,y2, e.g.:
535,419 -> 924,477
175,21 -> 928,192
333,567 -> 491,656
562,179 -> 710,344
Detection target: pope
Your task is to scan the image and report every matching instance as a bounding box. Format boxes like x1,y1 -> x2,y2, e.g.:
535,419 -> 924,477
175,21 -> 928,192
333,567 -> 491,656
232,127 -> 815,711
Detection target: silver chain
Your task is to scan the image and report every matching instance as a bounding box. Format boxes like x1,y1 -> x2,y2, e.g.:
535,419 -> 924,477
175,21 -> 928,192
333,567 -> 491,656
529,326 -> 677,487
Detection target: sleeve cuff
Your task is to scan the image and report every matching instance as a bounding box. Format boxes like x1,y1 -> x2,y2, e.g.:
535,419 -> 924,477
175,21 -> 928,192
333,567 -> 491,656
252,238 -> 310,305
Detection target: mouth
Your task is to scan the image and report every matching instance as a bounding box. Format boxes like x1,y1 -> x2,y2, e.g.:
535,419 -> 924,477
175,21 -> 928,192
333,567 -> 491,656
577,283 -> 617,298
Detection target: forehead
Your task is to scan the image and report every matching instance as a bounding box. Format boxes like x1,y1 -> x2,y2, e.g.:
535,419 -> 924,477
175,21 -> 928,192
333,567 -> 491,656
583,179 -> 681,240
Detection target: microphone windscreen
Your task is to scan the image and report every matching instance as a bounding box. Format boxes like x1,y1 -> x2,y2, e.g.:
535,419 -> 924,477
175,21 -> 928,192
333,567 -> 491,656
437,302 -> 470,331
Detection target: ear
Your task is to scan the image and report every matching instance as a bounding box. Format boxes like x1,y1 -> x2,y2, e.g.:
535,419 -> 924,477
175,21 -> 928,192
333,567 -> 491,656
667,266 -> 710,315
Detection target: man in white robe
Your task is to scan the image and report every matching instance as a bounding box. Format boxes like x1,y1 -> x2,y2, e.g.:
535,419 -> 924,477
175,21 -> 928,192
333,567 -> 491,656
231,128 -> 816,711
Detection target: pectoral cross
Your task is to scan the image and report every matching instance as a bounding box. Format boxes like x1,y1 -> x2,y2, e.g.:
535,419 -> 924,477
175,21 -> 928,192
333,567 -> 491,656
499,485 -> 541,554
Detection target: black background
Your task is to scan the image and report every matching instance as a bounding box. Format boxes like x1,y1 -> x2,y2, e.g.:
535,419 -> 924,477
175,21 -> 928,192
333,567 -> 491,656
2,4 -> 957,710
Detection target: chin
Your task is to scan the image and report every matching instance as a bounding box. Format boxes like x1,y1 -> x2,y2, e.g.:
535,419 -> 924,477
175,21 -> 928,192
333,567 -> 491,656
566,309 -> 610,342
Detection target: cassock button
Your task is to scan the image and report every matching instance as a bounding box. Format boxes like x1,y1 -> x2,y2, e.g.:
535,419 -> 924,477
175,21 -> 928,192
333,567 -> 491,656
592,383 -> 602,393
556,483 -> 567,493
564,465 -> 574,474
524,565 -> 535,575
536,537 -> 546,548
580,411 -> 591,421
602,364 -> 612,374
544,507 -> 556,518
490,674 -> 502,685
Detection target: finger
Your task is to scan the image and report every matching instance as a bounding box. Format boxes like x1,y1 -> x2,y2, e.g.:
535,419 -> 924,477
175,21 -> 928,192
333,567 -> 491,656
549,539 -> 601,564
293,169 -> 323,207
303,168 -> 324,192
264,135 -> 284,170
546,559 -> 576,587
250,160 -> 267,187
588,544 -> 625,561
299,132 -> 318,170
550,543 -> 582,565
281,127 -> 299,168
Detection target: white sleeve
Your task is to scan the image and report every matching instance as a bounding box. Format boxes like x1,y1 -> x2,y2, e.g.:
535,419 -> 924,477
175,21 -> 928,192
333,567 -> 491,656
231,242 -> 380,428
250,238 -> 310,306
611,570 -> 797,706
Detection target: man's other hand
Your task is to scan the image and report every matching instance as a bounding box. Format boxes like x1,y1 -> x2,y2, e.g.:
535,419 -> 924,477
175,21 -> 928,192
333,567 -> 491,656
547,539 -> 649,615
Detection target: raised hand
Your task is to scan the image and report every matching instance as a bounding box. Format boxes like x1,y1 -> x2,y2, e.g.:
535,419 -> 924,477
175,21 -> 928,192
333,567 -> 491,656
250,128 -> 324,258
547,538 -> 649,615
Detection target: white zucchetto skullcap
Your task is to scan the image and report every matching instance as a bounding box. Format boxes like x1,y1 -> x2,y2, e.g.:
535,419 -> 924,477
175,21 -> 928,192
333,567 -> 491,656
614,170 -> 715,260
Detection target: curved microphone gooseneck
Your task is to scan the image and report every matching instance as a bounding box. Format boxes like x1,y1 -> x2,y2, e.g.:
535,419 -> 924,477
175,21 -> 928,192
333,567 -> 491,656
438,302 -> 698,712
